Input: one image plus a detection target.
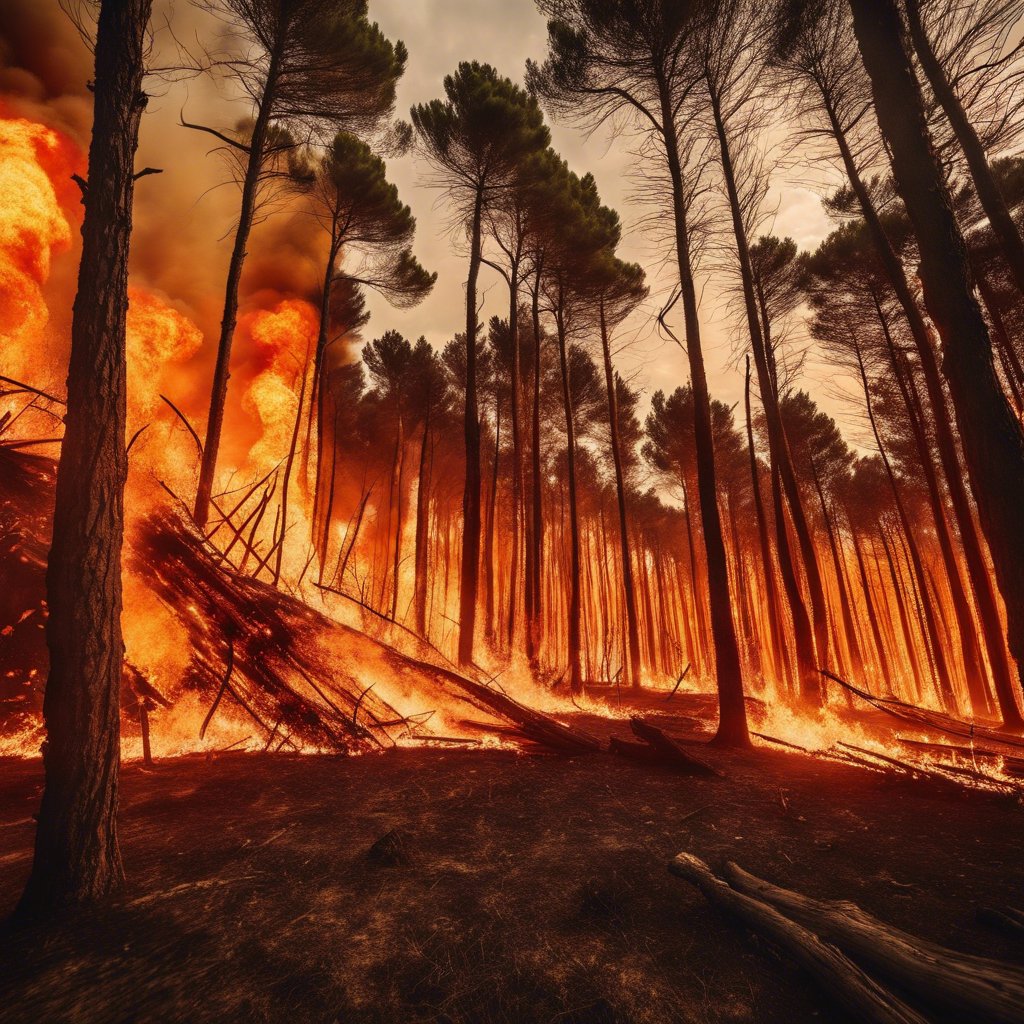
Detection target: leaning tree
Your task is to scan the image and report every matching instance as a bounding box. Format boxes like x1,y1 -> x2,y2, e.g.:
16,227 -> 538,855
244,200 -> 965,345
189,0 -> 408,529
848,0 -> 1024,729
304,130 -> 434,578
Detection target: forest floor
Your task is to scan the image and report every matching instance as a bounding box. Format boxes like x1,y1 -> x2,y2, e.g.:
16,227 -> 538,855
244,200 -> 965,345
0,691 -> 1021,1024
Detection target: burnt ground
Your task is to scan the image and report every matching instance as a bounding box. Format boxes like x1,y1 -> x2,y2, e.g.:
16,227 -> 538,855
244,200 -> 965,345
0,694 -> 1021,1024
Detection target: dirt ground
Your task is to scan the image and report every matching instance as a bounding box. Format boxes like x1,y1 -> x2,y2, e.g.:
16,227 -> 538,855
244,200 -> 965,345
0,694 -> 1021,1024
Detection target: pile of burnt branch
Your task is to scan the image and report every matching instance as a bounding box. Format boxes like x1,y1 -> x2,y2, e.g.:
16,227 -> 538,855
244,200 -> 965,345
130,506 -> 611,755
0,443 -> 607,756
669,854 -> 1024,1024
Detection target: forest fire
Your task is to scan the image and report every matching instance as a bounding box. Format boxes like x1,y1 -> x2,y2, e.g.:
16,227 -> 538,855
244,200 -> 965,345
4,1 -> 1024,1022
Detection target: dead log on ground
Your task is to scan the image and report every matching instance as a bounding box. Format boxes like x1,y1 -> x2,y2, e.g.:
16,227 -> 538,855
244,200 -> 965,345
629,717 -> 721,776
668,853 -> 927,1024
723,861 -> 1024,1024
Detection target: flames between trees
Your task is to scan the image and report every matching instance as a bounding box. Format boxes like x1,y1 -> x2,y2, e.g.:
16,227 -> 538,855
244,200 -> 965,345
3,0 -> 1024,1020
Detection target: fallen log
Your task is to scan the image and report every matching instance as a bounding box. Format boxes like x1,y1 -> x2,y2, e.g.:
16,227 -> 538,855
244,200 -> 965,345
723,861 -> 1024,1024
668,853 -> 927,1024
897,736 -> 1024,774
630,717 -> 720,777
820,669 -> 1024,751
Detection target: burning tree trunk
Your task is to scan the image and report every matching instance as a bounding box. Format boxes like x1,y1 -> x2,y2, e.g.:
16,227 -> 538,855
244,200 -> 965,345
18,0 -> 152,914
849,0 -> 1024,730
599,302 -> 642,690
554,303 -> 583,694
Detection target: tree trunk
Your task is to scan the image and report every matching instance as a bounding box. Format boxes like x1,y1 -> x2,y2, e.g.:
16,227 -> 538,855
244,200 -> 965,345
904,0 -> 1024,298
711,87 -> 826,706
458,190 -> 485,666
19,0 -> 153,915
507,260 -> 523,649
414,413 -> 432,637
554,302 -> 583,693
850,525 -> 896,692
273,358 -> 311,586
526,263 -> 544,666
599,301 -> 642,689
658,79 -> 748,746
810,461 -> 865,680
484,396 -> 501,643
856,342 -> 957,711
194,48 -> 282,528
875,292 -> 994,716
744,356 -> 788,689
835,9 -> 1024,726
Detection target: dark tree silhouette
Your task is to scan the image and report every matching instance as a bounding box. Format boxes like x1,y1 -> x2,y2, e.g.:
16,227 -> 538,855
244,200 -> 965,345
18,0 -> 153,914
531,0 -> 750,745
849,0 -> 1024,728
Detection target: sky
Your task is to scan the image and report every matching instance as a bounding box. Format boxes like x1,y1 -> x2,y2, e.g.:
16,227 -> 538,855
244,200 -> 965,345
363,0 -> 848,437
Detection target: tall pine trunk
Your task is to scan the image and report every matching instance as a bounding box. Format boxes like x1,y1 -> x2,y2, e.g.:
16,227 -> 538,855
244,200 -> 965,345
599,301 -> 642,689
850,0 -> 1024,729
657,78 -> 748,746
194,49 -> 282,528
710,86 -> 827,705
19,0 -> 152,914
554,302 -> 583,693
458,191 -> 484,666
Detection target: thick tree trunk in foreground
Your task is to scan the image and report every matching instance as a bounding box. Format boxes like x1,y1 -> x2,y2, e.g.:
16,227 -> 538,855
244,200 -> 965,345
823,96 -> 1020,725
19,0 -> 153,915
458,192 -> 485,667
850,0 -> 1024,729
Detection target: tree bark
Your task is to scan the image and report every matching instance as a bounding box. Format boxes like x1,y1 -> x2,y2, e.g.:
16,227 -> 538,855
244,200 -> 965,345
855,341 -> 956,711
725,860 -> 1024,1024
711,86 -> 827,706
526,263 -> 544,666
744,358 -> 788,689
414,411 -> 432,637
19,0 -> 153,915
554,302 -> 583,693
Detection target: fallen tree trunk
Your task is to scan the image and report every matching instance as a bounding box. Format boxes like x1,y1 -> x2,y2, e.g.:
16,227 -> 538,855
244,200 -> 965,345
630,717 -> 720,776
723,861 -> 1024,1024
668,853 -> 927,1024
